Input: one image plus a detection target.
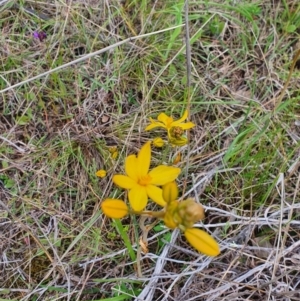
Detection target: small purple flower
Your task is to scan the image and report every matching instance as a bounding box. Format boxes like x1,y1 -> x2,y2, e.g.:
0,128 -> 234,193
33,31 -> 47,42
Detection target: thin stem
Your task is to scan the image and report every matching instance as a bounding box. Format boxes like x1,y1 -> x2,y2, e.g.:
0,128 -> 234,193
184,0 -> 191,195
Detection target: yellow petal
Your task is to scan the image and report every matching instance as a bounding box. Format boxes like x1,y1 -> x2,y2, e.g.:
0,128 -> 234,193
145,119 -> 166,131
184,228 -> 220,256
128,185 -> 148,211
137,141 -> 151,177
146,185 -> 166,207
101,199 -> 129,219
157,113 -> 171,125
162,181 -> 179,203
149,165 -> 181,185
178,121 -> 195,130
125,155 -> 138,181
113,175 -> 136,189
173,110 -> 188,125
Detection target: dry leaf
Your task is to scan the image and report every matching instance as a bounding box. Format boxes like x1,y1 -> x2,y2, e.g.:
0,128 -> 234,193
101,114 -> 110,123
139,236 -> 148,254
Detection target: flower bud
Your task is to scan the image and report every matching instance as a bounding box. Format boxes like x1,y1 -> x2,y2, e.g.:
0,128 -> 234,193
184,228 -> 220,256
163,200 -> 180,229
152,137 -> 165,148
96,169 -> 107,178
101,199 -> 129,219
162,181 -> 179,203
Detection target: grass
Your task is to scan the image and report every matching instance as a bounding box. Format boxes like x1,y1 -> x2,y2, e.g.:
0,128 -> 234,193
1,0 -> 300,300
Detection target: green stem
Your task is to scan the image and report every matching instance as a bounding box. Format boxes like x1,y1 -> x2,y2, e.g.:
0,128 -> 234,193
113,219 -> 136,262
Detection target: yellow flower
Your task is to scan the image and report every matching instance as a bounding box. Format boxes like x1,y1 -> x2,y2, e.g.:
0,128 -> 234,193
101,199 -> 129,219
152,137 -> 164,148
113,141 -> 181,211
96,169 -> 107,178
145,110 -> 195,133
184,228 -> 220,256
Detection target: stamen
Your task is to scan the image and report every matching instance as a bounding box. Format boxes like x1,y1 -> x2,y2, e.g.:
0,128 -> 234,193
138,175 -> 152,186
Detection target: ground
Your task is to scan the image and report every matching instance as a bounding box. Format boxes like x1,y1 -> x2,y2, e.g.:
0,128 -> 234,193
1,0 -> 300,300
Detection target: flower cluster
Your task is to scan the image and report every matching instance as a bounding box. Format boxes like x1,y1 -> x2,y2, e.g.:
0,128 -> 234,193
161,182 -> 219,256
101,141 -> 220,257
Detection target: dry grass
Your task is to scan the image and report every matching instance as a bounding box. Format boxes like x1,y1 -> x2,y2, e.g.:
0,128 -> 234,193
1,0 -> 300,300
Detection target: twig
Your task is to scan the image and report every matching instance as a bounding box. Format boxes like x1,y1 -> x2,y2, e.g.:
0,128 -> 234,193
0,135 -> 26,153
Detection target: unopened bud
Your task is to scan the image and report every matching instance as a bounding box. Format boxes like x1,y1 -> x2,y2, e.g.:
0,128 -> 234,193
152,137 -> 164,148
184,228 -> 220,256
162,181 -> 179,203
96,169 -> 107,178
101,199 -> 129,219
163,200 -> 180,229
